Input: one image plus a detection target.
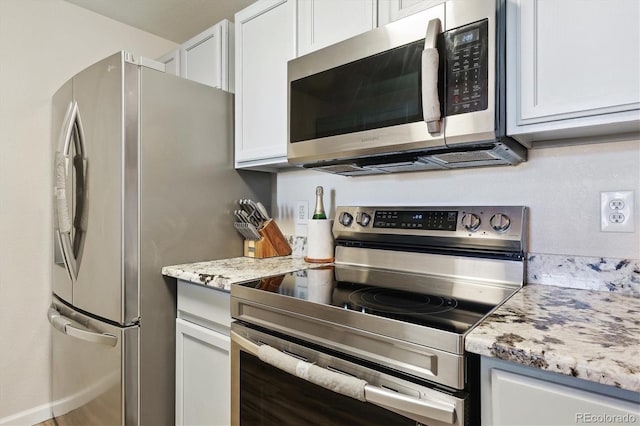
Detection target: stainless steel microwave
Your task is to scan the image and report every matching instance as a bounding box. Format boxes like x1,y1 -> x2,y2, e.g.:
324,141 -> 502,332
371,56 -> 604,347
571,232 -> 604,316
287,0 -> 526,176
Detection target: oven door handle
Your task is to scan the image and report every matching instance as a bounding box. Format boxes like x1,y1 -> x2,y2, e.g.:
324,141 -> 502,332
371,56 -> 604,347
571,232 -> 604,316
232,331 -> 457,424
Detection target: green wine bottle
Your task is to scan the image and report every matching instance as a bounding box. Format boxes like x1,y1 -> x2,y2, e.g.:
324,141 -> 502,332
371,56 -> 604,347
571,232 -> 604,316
312,186 -> 327,219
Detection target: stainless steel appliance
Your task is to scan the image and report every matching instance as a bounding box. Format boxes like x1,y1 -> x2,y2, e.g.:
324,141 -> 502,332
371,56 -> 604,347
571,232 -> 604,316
48,51 -> 271,425
287,0 -> 526,175
231,205 -> 527,425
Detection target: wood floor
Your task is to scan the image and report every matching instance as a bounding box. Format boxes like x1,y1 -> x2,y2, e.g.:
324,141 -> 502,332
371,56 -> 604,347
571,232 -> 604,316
34,420 -> 56,426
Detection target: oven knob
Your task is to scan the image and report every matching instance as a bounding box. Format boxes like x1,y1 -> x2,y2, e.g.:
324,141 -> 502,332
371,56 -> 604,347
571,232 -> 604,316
339,212 -> 354,227
490,213 -> 511,233
356,212 -> 371,227
461,213 -> 481,232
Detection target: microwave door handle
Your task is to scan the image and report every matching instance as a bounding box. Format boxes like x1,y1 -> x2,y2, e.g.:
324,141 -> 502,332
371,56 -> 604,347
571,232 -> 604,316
422,18 -> 442,134
231,331 -> 456,424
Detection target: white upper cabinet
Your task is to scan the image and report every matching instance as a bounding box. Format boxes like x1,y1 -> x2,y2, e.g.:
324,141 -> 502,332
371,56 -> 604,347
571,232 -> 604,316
158,49 -> 180,76
296,0 -> 377,56
157,20 -> 234,92
235,0 -> 295,169
507,0 -> 640,146
180,20 -> 234,92
378,0 -> 443,26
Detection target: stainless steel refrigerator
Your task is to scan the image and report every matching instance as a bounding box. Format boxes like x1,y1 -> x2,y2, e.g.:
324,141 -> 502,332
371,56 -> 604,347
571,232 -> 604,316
48,51 -> 272,425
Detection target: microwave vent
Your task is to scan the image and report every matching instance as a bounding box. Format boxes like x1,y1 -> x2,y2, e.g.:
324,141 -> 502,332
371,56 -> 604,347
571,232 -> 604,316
427,150 -> 501,164
313,164 -> 380,176
367,159 -> 445,173
303,140 -> 527,176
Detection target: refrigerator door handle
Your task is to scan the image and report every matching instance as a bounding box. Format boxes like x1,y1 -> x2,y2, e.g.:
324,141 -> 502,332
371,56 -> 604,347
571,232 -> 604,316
48,306 -> 118,347
54,100 -> 89,282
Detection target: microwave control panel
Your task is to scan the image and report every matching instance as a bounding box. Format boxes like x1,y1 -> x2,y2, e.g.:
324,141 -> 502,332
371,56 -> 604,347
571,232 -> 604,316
444,20 -> 489,116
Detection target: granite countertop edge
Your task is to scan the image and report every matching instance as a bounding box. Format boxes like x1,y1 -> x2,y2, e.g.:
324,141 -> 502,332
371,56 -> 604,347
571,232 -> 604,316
162,255 -> 332,292
465,283 -> 640,393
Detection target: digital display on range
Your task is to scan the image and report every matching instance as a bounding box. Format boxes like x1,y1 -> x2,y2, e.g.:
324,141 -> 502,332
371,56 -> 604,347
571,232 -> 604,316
373,210 -> 458,231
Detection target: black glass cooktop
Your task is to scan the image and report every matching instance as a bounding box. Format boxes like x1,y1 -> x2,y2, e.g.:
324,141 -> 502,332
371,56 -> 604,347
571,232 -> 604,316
236,266 -> 502,334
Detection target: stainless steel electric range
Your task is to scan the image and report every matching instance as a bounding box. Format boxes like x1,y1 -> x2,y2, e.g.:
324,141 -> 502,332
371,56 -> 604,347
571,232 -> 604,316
230,206 -> 527,426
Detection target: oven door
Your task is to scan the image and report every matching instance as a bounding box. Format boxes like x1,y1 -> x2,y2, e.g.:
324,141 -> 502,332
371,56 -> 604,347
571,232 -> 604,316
231,322 -> 465,426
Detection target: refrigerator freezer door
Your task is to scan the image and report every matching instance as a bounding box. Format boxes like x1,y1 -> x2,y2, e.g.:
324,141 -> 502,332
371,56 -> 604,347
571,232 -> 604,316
49,297 -> 139,425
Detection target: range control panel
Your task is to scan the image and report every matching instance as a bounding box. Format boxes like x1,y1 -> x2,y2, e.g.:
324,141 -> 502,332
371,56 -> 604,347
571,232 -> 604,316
374,210 -> 458,231
334,206 -> 527,245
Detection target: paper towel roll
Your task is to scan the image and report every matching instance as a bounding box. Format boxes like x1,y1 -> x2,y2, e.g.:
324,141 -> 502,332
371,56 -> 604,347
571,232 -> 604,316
305,219 -> 334,262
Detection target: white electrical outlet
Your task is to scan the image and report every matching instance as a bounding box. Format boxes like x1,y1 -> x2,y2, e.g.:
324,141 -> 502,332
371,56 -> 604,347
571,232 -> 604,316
601,191 -> 634,232
295,200 -> 309,225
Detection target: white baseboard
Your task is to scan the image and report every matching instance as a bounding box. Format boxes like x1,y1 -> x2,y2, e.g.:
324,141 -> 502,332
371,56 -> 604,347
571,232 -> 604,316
0,372 -> 119,426
0,403 -> 52,426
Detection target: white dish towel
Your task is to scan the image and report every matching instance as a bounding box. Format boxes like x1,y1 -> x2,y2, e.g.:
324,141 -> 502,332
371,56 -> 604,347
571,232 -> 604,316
258,344 -> 367,402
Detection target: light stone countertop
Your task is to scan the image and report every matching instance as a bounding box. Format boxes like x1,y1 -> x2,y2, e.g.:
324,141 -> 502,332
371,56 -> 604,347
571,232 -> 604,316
162,255 -> 330,291
465,284 -> 640,392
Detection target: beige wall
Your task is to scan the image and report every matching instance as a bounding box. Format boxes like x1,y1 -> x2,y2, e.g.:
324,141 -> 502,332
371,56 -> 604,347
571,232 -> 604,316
0,1 -> 176,423
276,140 -> 640,259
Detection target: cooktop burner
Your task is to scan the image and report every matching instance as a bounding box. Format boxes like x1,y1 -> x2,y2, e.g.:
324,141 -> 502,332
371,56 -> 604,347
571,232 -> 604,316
348,288 -> 458,315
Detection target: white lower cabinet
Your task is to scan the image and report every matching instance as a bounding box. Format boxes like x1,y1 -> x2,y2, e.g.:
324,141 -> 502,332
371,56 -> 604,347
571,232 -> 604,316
481,357 -> 640,426
176,280 -> 231,426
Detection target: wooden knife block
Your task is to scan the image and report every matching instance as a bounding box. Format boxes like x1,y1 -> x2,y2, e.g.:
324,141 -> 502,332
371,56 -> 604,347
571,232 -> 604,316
243,219 -> 292,258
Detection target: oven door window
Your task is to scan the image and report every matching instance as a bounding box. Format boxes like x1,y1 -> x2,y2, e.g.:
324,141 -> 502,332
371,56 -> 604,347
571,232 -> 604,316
289,40 -> 424,143
240,351 -> 415,425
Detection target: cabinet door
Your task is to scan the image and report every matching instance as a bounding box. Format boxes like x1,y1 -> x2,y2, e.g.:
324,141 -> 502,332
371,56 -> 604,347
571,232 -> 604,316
296,0 -> 376,56
176,318 -> 230,426
378,0 -> 443,26
180,20 -> 233,91
235,0 -> 294,168
487,369 -> 640,426
158,49 -> 180,76
507,0 -> 640,144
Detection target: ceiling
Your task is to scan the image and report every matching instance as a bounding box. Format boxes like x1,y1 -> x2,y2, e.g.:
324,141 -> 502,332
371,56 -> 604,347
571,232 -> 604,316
64,0 -> 256,44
